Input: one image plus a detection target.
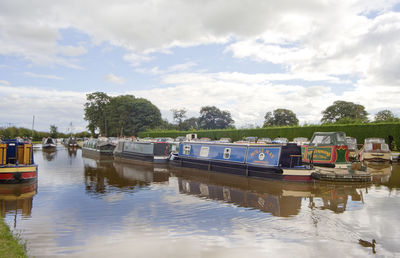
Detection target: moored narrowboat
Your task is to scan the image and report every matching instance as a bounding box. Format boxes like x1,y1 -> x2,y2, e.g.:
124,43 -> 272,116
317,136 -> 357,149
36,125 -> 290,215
114,139 -> 178,164
64,137 -> 78,147
301,132 -> 349,166
359,138 -> 391,163
42,137 -> 57,150
0,139 -> 37,183
170,141 -> 313,182
82,138 -> 116,158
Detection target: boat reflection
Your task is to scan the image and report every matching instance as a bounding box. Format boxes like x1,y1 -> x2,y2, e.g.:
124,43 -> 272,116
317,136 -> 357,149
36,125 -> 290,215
171,167 -> 367,217
366,162 -> 392,184
0,181 -> 37,224
67,147 -> 77,158
83,157 -> 169,195
42,148 -> 57,161
113,162 -> 170,183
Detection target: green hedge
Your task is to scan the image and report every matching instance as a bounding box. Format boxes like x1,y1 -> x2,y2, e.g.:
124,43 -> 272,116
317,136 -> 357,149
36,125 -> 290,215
138,122 -> 400,150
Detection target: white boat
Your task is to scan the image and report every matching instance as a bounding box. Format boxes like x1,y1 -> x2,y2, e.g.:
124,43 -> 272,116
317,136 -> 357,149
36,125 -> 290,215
360,138 -> 391,163
42,137 -> 56,149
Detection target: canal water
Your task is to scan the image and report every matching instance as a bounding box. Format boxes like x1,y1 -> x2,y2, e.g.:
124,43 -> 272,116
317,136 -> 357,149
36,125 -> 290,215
1,147 -> 400,257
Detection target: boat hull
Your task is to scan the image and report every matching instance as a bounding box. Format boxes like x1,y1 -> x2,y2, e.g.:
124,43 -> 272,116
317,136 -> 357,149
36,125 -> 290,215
82,147 -> 114,158
171,156 -> 313,182
114,151 -> 169,164
0,164 -> 38,183
361,152 -> 391,163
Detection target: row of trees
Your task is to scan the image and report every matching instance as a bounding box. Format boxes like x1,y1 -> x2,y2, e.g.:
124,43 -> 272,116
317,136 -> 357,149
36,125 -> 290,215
169,106 -> 234,131
0,126 -> 90,141
84,92 -> 236,135
261,101 -> 399,127
84,92 -> 399,136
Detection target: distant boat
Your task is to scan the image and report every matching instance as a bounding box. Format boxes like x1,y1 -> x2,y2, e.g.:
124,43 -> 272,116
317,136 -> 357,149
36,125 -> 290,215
114,139 -> 178,164
82,138 -> 116,158
360,138 -> 391,163
0,139 -> 38,183
42,137 -> 56,150
63,137 -> 78,148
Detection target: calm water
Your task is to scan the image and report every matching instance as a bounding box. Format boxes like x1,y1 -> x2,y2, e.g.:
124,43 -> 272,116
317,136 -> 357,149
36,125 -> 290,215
1,146 -> 400,257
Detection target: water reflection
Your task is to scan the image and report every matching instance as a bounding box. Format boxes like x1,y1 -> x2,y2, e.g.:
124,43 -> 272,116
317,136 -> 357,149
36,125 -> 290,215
171,167 -> 366,216
2,149 -> 400,257
0,181 -> 37,227
67,147 -> 77,158
83,157 -> 169,196
366,162 -> 392,184
42,148 -> 57,161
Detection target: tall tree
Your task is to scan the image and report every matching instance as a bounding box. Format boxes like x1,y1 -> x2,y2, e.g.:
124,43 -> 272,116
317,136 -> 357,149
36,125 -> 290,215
105,95 -> 162,136
180,117 -> 199,131
198,106 -> 234,129
321,100 -> 368,123
49,125 -> 58,138
171,108 -> 187,125
263,108 -> 299,127
84,92 -> 111,135
374,110 -> 399,122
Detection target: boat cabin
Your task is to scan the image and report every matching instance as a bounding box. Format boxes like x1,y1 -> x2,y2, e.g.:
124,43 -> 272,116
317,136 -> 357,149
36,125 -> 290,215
301,132 -> 349,165
346,137 -> 357,151
359,138 -> 391,162
272,138 -> 289,144
293,137 -> 308,146
363,138 -> 389,153
0,139 -> 34,166
0,139 -> 37,182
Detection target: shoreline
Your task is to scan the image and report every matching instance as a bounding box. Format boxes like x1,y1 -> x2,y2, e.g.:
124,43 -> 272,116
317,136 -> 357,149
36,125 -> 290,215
0,218 -> 27,258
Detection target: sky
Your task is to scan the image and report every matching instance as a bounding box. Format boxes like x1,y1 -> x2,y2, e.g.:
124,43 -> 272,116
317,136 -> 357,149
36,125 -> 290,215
1,0 -> 400,133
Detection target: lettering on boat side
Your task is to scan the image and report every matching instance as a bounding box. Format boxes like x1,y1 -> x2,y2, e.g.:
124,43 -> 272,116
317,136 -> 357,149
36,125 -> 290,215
247,147 -> 280,166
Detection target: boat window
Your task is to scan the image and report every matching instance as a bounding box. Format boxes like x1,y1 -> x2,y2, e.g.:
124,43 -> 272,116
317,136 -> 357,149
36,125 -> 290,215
223,148 -> 231,159
200,146 -> 209,157
183,145 -> 191,155
364,143 -> 373,151
381,143 -> 389,152
311,135 -> 332,145
336,133 -> 347,144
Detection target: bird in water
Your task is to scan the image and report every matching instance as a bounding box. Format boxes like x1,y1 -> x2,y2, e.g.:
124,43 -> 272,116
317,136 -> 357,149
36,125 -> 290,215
359,239 -> 376,253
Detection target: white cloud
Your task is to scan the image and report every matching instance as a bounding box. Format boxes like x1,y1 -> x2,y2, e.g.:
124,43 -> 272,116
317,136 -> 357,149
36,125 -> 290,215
123,52 -> 153,66
135,62 -> 197,75
127,72 -> 400,126
0,85 -> 86,132
226,9 -> 400,87
24,72 -> 64,80
0,80 -> 10,85
104,73 -> 125,84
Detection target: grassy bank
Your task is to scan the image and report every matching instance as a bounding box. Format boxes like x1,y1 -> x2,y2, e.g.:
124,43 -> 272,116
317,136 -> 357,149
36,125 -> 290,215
0,219 -> 27,258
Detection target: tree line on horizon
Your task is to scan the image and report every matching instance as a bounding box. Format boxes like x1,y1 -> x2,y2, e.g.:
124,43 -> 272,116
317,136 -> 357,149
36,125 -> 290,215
83,92 -> 400,137
1,94 -> 399,140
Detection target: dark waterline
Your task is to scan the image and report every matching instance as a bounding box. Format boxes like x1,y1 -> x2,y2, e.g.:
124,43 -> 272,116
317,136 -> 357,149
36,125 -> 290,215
1,146 -> 399,257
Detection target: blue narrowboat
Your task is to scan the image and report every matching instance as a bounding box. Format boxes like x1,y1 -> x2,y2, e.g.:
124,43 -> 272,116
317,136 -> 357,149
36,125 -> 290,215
0,139 -> 37,183
170,142 -> 313,182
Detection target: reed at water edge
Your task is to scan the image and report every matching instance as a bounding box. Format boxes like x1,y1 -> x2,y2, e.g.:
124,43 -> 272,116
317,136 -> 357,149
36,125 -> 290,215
0,219 -> 27,258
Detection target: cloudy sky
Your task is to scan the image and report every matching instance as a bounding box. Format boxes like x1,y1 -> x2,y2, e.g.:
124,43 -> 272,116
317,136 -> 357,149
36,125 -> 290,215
1,0 -> 400,132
